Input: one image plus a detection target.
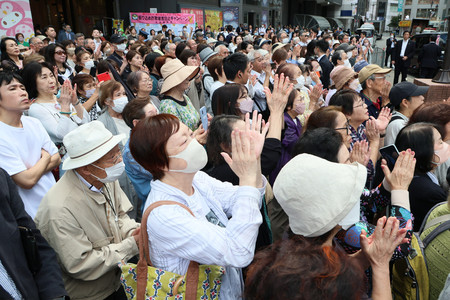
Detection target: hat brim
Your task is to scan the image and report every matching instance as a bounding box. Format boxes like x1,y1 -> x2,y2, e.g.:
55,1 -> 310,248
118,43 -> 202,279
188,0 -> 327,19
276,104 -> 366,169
410,85 -> 429,97
62,134 -> 125,170
160,66 -> 199,94
335,73 -> 358,90
201,52 -> 217,63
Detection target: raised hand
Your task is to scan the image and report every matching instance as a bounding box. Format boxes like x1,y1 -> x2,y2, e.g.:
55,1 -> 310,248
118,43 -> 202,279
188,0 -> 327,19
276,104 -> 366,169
308,83 -> 323,109
371,107 -> 392,132
264,73 -> 293,114
365,118 -> 380,143
380,81 -> 392,106
221,129 -> 261,187
193,124 -> 208,145
381,149 -> 416,190
245,111 -> 269,157
350,140 -> 370,166
58,80 -> 76,111
360,216 -> 408,269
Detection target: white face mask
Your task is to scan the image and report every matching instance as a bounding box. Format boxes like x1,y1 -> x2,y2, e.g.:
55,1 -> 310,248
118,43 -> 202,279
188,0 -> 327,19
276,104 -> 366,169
432,142 -> 450,166
111,96 -> 128,113
305,76 -> 312,86
169,138 -> 208,173
282,38 -> 290,44
343,59 -> 351,68
116,43 -> 127,52
349,79 -> 360,91
152,46 -> 159,51
239,97 -> 254,114
84,59 -> 95,70
85,88 -> 95,98
295,76 -> 305,89
346,51 -> 353,59
91,161 -> 125,183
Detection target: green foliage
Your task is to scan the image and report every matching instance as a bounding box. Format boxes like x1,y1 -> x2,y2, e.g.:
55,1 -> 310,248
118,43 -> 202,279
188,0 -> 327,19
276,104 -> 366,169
388,15 -> 402,28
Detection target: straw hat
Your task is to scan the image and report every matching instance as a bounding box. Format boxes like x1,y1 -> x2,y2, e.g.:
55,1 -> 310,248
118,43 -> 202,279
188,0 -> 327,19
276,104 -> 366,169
62,121 -> 125,170
273,154 -> 366,237
330,66 -> 358,90
160,59 -> 199,94
358,64 -> 391,84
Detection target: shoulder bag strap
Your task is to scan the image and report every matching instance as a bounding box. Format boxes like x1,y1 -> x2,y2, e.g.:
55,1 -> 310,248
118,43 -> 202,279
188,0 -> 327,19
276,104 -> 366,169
423,221 -> 450,249
137,200 -> 198,300
418,202 -> 447,234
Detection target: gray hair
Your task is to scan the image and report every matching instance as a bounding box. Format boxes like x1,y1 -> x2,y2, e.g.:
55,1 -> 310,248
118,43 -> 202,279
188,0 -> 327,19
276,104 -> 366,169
361,74 -> 375,90
74,33 -> 85,39
29,37 -> 40,45
127,71 -> 146,93
214,44 -> 227,53
247,50 -> 260,62
256,49 -> 269,57
165,42 -> 174,52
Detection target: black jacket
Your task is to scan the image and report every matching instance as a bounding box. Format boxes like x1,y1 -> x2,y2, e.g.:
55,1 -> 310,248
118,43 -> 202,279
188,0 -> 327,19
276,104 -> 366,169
386,37 -> 397,53
409,173 -> 448,232
393,39 -> 416,65
418,42 -> 441,69
318,54 -> 334,89
0,168 -> 67,299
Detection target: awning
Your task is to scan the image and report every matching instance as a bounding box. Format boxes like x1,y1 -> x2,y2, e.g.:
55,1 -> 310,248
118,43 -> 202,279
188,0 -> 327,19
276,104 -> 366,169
326,17 -> 345,29
293,15 -> 331,30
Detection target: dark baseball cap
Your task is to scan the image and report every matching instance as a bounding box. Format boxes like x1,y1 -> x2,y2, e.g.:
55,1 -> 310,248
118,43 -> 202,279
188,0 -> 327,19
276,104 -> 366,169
389,81 -> 429,107
336,43 -> 355,52
110,34 -> 127,44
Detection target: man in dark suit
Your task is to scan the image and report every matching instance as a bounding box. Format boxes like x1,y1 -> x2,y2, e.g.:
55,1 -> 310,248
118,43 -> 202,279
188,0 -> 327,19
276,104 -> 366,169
57,24 -> 75,42
392,31 -> 415,84
157,24 -> 170,38
0,168 -> 67,299
315,39 -> 334,89
418,35 -> 441,79
385,33 -> 397,67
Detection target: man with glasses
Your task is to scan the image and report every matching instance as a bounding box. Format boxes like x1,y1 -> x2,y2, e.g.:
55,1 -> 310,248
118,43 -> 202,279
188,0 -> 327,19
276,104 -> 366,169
248,49 -> 272,119
35,121 -> 140,300
299,31 -> 309,47
358,64 -> 392,119
28,36 -> 44,54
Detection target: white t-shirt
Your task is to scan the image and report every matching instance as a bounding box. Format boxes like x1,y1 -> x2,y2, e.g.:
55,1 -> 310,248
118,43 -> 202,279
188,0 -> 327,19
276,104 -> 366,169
0,116 -> 58,218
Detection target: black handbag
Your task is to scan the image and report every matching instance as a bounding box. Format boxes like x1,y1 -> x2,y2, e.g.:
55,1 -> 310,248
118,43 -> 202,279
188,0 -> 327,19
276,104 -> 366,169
18,226 -> 42,275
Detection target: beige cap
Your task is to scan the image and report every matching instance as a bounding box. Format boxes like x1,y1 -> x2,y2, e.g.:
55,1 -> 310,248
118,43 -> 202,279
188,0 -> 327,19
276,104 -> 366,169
358,64 -> 391,84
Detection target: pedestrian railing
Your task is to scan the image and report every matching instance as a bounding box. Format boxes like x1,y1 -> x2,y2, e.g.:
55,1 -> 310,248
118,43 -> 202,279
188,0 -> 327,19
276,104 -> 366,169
371,47 -> 386,67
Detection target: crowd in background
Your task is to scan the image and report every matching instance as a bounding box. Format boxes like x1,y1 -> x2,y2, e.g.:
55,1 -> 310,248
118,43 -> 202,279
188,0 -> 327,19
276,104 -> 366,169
0,21 -> 449,300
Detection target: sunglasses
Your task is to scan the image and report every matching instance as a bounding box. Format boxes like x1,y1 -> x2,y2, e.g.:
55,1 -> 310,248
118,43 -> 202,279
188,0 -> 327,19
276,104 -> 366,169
55,50 -> 66,55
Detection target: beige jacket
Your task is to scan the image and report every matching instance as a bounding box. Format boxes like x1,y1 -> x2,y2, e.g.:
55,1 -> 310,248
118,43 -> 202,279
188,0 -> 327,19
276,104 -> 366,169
35,170 -> 139,300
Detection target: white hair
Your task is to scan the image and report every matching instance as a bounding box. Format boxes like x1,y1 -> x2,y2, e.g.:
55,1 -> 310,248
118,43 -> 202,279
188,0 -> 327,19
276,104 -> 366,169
214,44 -> 226,52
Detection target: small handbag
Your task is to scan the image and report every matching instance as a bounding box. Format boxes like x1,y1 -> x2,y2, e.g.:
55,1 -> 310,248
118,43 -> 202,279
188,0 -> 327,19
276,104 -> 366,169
120,200 -> 225,300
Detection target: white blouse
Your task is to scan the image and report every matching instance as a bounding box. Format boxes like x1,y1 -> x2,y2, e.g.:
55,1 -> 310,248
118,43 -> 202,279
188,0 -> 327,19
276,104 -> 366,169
28,102 -> 90,144
144,171 -> 266,300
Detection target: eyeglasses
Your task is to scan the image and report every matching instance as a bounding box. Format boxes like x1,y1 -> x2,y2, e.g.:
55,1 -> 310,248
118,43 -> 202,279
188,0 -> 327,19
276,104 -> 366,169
353,101 -> 365,108
374,75 -> 386,80
55,50 -> 66,55
335,121 -> 351,135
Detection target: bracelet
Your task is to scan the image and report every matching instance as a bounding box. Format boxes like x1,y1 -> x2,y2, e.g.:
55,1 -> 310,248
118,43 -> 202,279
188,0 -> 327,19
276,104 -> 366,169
380,133 -> 386,138
59,111 -> 71,115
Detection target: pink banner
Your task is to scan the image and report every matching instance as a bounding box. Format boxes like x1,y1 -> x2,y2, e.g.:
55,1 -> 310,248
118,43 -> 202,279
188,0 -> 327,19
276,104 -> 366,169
181,8 -> 204,27
129,13 -> 195,25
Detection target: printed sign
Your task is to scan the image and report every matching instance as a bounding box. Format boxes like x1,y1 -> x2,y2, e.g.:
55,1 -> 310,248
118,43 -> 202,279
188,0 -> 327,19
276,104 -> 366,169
181,8 -> 204,28
205,10 -> 223,31
398,0 -> 404,12
129,12 -> 196,39
0,0 -> 34,42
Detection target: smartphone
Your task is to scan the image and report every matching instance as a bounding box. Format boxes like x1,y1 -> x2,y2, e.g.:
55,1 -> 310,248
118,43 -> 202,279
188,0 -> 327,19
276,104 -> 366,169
97,72 -> 111,82
379,144 -> 400,171
270,62 -> 277,69
200,106 -> 208,131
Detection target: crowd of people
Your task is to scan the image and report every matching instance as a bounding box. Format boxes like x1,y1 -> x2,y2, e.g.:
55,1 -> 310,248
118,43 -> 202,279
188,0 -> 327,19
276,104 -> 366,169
0,21 -> 449,300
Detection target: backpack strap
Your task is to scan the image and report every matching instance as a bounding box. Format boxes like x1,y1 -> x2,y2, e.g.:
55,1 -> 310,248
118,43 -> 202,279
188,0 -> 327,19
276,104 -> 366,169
137,200 -> 198,300
423,214 -> 450,232
422,221 -> 450,249
418,202 -> 447,234
389,115 -> 404,124
202,73 -> 212,97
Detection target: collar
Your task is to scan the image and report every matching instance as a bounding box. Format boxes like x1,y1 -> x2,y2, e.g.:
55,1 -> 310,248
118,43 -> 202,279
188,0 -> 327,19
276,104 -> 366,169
251,69 -> 261,77
75,170 -> 103,193
427,172 -> 439,185
318,54 -> 326,62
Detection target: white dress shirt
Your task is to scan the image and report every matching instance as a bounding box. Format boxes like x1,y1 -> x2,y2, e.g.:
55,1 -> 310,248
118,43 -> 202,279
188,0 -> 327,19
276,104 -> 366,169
400,39 -> 409,57
144,171 -> 266,300
251,70 -> 268,112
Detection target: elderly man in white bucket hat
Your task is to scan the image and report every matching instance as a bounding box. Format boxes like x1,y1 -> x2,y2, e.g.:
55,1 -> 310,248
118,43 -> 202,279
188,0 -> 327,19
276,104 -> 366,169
35,121 -> 140,300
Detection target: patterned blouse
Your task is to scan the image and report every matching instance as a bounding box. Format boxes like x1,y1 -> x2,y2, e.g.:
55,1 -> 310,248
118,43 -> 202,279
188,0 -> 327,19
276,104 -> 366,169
349,123 -> 375,188
159,95 -> 200,131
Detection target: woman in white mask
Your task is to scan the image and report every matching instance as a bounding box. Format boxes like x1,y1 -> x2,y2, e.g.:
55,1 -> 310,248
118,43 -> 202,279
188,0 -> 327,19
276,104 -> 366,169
75,49 -> 96,75
362,39 -> 374,64
129,112 -> 268,300
97,80 -> 139,213
72,73 -> 101,120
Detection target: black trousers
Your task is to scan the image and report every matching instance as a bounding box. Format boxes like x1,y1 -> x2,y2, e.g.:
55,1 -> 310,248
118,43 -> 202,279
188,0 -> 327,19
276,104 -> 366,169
420,67 -> 438,79
385,50 -> 393,67
393,59 -> 409,84
104,286 -> 127,300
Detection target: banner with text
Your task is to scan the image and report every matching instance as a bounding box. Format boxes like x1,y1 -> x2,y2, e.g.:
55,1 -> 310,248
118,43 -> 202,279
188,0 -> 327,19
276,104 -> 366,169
129,12 -> 195,38
181,8 -> 204,28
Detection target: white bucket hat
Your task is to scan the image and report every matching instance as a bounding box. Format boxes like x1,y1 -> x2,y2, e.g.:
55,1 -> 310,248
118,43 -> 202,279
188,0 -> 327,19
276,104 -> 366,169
62,121 -> 125,170
273,154 -> 366,237
160,59 -> 199,94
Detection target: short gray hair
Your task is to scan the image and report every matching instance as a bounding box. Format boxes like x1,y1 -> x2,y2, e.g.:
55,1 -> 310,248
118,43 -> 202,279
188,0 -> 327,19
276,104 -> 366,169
165,42 -> 174,51
247,50 -> 261,62
214,44 -> 226,53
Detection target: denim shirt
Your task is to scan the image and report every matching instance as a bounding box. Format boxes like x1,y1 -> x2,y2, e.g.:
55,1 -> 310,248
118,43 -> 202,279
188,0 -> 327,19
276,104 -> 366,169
123,138 -> 153,212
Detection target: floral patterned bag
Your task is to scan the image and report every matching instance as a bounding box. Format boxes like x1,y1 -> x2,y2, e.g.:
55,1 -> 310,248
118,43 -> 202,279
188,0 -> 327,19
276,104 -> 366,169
119,201 -> 225,300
